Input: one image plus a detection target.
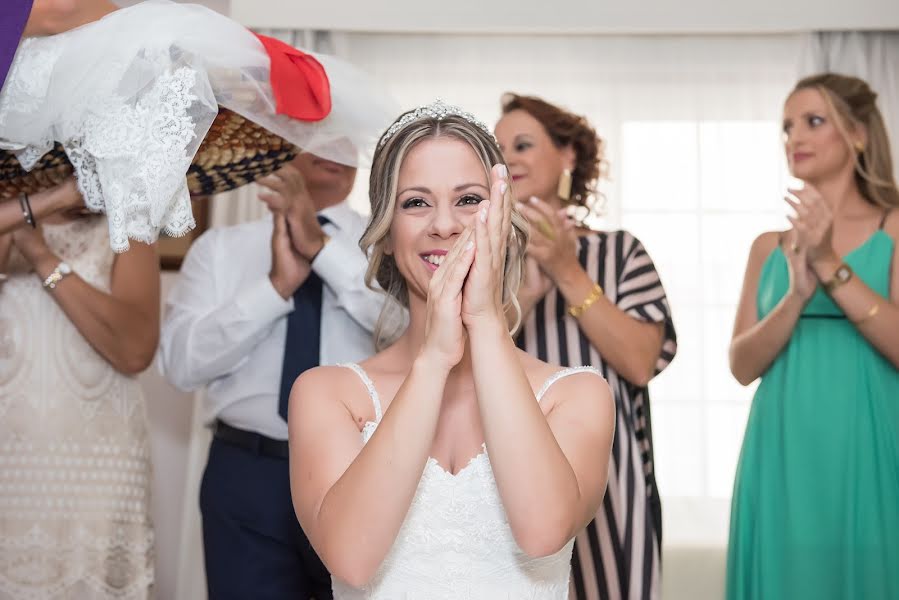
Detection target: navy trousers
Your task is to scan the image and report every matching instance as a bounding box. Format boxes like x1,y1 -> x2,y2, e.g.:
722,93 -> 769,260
200,437 -> 332,599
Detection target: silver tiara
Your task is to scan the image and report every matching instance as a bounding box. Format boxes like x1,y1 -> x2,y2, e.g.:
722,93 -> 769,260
378,99 -> 495,147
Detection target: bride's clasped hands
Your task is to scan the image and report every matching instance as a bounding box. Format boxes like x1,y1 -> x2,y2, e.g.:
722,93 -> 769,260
421,164 -> 515,371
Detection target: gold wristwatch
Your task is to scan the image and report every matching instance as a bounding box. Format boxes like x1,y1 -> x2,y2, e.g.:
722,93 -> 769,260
822,262 -> 853,294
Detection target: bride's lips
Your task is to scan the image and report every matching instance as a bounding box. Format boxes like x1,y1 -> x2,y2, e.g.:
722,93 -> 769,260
419,249 -> 449,272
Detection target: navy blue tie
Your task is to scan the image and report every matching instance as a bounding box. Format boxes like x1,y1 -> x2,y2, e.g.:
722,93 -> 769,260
278,215 -> 329,421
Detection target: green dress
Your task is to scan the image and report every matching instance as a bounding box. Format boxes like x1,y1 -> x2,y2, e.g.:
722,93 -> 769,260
727,230 -> 899,600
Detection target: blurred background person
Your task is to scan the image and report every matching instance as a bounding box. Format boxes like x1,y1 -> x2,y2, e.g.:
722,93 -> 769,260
495,94 -> 677,600
0,177 -> 160,598
158,153 -> 391,599
727,73 -> 899,600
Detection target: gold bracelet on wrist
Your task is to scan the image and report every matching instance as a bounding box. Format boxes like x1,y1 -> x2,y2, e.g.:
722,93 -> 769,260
568,283 -> 603,318
852,303 -> 880,325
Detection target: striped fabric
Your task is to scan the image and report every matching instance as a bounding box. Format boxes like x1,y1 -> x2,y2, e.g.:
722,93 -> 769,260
517,230 -> 677,600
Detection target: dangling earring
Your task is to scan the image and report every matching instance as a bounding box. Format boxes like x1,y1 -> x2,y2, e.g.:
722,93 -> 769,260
854,140 -> 865,154
557,168 -> 572,202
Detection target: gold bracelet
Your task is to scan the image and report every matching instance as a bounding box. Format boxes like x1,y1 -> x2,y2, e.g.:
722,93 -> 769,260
568,283 -> 603,318
852,303 -> 880,325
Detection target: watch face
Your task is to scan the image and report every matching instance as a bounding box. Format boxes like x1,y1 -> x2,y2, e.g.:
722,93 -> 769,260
836,265 -> 851,282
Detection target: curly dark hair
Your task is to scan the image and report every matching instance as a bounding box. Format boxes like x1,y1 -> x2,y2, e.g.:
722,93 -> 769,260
500,93 -> 606,212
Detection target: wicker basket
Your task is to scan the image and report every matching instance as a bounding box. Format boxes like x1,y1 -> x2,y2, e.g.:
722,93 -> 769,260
0,107 -> 298,200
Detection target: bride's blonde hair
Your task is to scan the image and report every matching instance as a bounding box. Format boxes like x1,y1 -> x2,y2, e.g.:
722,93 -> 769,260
361,110 -> 529,349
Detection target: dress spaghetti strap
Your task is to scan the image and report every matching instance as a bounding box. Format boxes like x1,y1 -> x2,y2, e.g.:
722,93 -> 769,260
340,363 -> 383,423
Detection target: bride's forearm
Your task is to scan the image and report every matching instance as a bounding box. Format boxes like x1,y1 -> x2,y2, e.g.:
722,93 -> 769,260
313,355 -> 447,586
468,318 -> 582,557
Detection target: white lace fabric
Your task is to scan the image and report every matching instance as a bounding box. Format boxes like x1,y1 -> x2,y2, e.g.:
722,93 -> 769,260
0,217 -> 154,599
0,0 -> 398,253
333,364 -> 601,600
1,33 -> 211,253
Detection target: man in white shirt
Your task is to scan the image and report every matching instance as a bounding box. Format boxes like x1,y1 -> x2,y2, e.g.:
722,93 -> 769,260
159,153 -> 385,599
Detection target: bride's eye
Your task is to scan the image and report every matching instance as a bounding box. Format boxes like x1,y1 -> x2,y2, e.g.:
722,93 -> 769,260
401,197 -> 428,209
457,194 -> 484,206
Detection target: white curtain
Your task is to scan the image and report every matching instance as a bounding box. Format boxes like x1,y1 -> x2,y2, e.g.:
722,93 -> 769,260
173,32 -> 805,600
799,31 -> 899,177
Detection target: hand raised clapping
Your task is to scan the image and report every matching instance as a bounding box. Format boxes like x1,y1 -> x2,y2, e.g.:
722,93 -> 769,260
784,184 -> 835,264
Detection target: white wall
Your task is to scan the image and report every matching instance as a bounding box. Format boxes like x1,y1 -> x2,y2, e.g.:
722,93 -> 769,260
233,0 -> 899,33
139,271 -> 200,600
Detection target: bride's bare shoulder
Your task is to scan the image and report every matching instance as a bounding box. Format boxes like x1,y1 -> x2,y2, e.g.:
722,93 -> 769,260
515,349 -> 610,407
291,364 -> 375,423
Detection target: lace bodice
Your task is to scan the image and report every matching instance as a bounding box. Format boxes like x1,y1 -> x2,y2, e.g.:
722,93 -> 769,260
332,364 -> 601,600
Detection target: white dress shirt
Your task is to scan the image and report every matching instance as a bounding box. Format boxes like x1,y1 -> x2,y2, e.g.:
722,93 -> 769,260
158,201 -> 390,440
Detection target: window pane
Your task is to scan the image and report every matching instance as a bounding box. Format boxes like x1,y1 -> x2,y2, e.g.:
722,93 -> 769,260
621,121 -> 699,211
699,121 -> 789,213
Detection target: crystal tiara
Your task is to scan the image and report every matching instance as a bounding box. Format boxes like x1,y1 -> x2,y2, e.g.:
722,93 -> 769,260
377,99 -> 495,147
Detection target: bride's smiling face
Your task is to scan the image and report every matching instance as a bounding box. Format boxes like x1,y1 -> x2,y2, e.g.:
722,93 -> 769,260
387,136 -> 489,303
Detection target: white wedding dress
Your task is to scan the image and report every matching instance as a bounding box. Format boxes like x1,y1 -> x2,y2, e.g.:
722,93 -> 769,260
333,363 -> 602,600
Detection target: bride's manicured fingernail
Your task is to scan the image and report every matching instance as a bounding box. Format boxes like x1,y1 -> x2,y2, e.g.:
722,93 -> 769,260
465,240 -> 474,251
499,182 -> 508,194
497,165 -> 508,178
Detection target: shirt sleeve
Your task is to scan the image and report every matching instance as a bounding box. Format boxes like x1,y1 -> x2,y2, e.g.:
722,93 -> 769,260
157,228 -> 294,391
615,231 -> 677,375
311,217 -> 392,334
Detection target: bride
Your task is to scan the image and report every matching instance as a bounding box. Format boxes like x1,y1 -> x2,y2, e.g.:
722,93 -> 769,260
288,101 -> 616,598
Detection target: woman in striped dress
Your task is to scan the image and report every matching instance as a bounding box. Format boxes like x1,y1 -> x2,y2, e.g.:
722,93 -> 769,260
495,94 -> 677,600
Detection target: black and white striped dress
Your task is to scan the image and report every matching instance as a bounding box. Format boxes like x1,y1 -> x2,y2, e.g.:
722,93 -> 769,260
517,230 -> 677,600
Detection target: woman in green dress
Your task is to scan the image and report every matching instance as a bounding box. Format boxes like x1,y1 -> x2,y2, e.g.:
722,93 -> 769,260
727,73 -> 899,600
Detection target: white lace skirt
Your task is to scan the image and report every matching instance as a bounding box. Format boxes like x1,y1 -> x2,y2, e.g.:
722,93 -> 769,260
0,217 -> 155,599
0,0 -> 397,252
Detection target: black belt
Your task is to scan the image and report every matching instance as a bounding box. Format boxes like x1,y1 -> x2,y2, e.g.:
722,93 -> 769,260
213,420 -> 290,460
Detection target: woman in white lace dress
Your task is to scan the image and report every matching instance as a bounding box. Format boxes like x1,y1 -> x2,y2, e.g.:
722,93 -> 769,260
288,102 -> 616,599
0,179 -> 158,599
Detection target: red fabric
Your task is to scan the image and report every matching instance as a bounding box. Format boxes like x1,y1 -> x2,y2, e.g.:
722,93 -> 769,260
254,33 -> 331,122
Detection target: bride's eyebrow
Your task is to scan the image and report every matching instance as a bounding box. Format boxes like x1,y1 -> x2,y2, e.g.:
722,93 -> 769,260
455,183 -> 489,192
397,186 -> 431,195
